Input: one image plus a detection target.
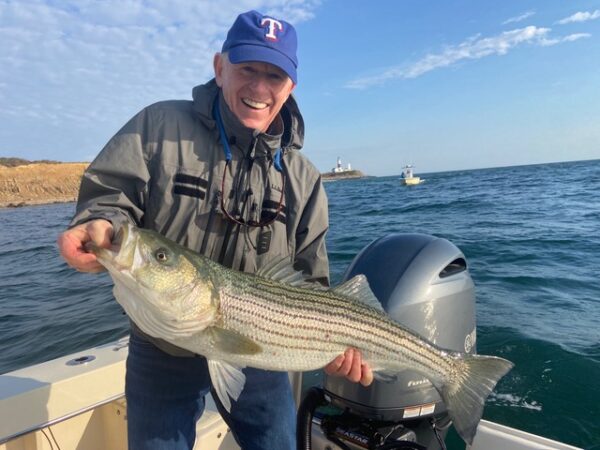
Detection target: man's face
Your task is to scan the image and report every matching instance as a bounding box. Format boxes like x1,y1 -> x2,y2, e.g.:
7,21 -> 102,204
214,53 -> 295,133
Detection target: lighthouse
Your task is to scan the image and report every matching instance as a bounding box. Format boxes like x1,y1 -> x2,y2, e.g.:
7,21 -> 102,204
332,157 -> 352,173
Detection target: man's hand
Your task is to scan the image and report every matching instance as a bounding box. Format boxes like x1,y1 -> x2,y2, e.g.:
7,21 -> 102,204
57,219 -> 113,273
324,348 -> 374,386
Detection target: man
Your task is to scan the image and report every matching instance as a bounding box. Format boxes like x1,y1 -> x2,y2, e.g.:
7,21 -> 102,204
58,10 -> 372,450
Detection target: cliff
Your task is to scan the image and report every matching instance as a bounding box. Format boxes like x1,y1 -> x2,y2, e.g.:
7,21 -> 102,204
0,161 -> 87,208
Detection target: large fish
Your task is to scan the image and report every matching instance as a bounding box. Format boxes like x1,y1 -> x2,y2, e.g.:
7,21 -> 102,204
88,223 -> 513,444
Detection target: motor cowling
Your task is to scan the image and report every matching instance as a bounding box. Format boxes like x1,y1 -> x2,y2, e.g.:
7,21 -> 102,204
315,234 -> 477,449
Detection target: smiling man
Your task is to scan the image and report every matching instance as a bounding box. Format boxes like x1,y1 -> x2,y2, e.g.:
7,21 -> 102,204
58,10 -> 371,450
215,57 -> 294,132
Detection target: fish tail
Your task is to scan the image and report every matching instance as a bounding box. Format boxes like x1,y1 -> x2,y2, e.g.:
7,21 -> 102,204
437,354 -> 514,445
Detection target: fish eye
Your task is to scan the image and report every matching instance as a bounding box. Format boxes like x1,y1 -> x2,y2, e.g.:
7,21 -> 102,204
155,248 -> 170,263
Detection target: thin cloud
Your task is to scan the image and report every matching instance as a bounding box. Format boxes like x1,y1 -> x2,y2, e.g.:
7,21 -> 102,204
0,0 -> 320,160
538,33 -> 591,46
557,10 -> 600,25
346,26 -> 585,89
503,10 -> 535,25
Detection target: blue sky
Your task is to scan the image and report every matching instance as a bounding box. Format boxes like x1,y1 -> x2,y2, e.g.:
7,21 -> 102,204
1,0 -> 599,176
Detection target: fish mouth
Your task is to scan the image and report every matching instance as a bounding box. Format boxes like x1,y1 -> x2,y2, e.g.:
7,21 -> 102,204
84,222 -> 134,271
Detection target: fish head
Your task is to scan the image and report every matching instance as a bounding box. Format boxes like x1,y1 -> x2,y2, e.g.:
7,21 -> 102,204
88,222 -> 218,337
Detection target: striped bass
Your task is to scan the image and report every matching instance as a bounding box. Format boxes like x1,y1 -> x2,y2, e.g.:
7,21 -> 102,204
89,223 -> 513,444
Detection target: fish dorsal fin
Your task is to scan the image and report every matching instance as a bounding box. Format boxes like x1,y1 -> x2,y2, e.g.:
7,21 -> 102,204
257,256 -> 326,289
209,327 -> 262,355
332,274 -> 384,312
207,359 -> 246,412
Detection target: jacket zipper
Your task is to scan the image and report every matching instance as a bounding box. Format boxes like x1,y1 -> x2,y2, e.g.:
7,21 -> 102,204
218,137 -> 257,267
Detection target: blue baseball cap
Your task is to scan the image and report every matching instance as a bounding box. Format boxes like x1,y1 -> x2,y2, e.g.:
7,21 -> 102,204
222,10 -> 298,84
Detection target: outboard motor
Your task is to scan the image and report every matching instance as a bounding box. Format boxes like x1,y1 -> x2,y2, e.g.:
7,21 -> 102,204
297,234 -> 477,450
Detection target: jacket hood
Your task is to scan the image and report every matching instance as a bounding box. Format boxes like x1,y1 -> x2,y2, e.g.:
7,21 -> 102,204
191,79 -> 304,153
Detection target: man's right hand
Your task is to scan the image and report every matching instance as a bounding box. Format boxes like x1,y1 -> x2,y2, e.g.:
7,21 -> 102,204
57,219 -> 113,273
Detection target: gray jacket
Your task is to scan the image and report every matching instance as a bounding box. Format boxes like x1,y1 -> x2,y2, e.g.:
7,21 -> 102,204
71,80 -> 329,355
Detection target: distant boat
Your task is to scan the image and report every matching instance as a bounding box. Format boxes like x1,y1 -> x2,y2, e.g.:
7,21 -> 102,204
400,165 -> 423,185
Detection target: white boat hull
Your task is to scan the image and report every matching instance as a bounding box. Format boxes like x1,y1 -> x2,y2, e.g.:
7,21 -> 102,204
0,337 -> 238,450
401,176 -> 423,185
469,420 -> 580,450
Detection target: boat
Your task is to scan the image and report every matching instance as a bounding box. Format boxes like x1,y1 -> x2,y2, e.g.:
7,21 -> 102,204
400,164 -> 423,185
0,337 -> 582,450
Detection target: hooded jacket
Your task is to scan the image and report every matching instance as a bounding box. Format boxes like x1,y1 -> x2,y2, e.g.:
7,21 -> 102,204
71,79 -> 329,356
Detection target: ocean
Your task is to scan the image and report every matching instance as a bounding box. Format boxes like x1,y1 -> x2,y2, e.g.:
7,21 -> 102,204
1,159 -> 599,449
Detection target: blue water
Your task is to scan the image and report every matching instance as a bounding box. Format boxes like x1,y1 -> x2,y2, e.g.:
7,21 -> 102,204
1,159 -> 599,448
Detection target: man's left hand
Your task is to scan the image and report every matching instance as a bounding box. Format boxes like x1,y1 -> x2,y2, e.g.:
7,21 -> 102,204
324,348 -> 373,386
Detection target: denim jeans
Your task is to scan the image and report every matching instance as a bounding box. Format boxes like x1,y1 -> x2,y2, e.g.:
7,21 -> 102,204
125,332 -> 296,450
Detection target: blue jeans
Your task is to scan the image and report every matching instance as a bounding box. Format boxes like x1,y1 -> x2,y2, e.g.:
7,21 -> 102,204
125,332 -> 296,449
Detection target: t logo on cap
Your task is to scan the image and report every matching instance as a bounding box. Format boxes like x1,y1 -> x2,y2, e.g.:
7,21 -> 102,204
261,17 -> 283,41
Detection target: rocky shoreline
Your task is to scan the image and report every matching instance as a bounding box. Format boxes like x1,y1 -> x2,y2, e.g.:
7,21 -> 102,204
321,169 -> 365,181
0,161 -> 367,208
0,162 -> 87,208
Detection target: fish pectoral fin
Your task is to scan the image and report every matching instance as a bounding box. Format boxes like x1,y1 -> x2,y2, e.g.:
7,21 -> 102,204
208,360 -> 246,412
332,274 -> 383,311
210,328 -> 263,355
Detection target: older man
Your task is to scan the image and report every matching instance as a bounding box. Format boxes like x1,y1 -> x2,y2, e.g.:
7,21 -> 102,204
58,10 -> 372,450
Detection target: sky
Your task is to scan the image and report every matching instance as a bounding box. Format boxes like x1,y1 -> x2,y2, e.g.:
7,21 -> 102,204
1,0 -> 599,176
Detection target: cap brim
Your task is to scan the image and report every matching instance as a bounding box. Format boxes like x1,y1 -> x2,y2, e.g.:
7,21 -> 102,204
228,45 -> 297,84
